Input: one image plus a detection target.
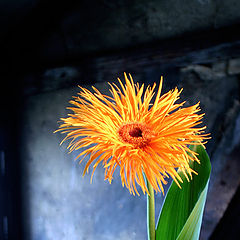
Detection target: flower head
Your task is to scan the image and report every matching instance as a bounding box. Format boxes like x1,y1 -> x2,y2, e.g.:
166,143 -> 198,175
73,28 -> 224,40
56,73 -> 208,195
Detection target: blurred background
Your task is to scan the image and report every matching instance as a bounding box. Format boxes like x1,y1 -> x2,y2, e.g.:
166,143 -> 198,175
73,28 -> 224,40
0,0 -> 240,239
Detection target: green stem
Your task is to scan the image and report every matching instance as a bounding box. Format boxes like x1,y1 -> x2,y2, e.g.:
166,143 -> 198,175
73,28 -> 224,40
147,179 -> 156,240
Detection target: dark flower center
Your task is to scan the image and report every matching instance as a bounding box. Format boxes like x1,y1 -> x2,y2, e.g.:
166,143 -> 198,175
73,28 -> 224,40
129,127 -> 143,138
118,122 -> 154,148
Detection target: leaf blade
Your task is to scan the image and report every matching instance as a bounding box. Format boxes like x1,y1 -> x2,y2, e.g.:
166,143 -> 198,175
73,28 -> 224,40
156,144 -> 211,240
176,181 -> 209,240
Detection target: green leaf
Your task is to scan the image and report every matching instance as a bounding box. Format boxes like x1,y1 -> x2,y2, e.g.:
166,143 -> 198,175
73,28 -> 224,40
156,145 -> 211,240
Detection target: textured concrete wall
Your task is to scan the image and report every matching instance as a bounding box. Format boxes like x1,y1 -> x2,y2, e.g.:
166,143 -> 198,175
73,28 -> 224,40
1,0 -> 240,63
62,0 -> 240,54
20,58 -> 240,239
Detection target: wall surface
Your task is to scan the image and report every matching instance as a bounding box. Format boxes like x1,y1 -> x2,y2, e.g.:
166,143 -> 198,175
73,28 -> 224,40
1,0 -> 240,67
20,59 -> 240,239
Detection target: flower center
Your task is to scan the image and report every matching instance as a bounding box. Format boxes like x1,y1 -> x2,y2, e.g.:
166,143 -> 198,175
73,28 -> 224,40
129,127 -> 142,138
118,122 -> 153,148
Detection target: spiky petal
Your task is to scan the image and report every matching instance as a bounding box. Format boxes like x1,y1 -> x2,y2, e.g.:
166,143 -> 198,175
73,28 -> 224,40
56,73 -> 209,195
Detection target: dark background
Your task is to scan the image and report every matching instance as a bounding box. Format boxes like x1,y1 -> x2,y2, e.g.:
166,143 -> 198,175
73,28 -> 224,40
1,0 -> 240,239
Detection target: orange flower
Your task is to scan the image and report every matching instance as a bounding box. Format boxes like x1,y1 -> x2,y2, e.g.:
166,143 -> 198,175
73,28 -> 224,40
56,73 -> 208,195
